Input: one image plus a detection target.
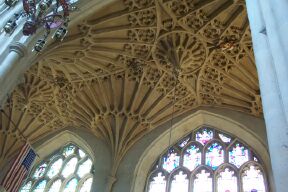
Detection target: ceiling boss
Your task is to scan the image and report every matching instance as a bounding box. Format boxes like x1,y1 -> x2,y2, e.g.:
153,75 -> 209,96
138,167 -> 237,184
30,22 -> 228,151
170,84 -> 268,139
3,0 -> 78,52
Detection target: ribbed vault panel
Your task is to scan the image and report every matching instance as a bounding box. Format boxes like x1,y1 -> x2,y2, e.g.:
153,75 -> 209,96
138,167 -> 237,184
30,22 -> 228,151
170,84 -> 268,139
0,0 -> 262,175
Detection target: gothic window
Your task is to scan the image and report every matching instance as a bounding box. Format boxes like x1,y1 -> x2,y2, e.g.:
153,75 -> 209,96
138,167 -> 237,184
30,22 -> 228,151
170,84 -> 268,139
19,143 -> 93,192
146,127 -> 268,192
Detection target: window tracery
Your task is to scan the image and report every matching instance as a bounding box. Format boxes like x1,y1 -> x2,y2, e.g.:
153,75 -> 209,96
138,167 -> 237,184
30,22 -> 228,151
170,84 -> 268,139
19,143 -> 93,192
146,127 -> 267,192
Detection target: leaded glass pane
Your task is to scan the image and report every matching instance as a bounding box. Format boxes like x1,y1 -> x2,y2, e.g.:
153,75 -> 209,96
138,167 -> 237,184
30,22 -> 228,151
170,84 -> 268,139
183,144 -> 201,171
242,166 -> 266,192
33,180 -> 47,192
62,157 -> 78,178
196,128 -> 213,145
47,158 -> 63,178
193,170 -> 212,192
20,181 -> 32,192
217,168 -> 237,192
148,172 -> 166,192
229,143 -> 249,168
219,133 -> 231,143
205,142 -> 224,170
170,171 -> 189,192
162,149 -> 180,173
79,149 -> 86,158
178,136 -> 190,148
63,178 -> 78,192
63,145 -> 76,157
48,179 -> 62,192
80,178 -> 93,192
77,159 -> 92,177
33,163 -> 47,179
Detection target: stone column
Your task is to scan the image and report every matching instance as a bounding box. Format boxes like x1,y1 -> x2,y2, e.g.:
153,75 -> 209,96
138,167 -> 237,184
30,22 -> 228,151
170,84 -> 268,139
246,0 -> 288,191
258,0 -> 288,122
0,42 -> 26,106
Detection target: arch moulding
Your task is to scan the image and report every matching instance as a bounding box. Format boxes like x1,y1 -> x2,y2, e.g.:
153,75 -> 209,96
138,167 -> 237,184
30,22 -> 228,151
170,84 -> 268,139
131,110 -> 271,192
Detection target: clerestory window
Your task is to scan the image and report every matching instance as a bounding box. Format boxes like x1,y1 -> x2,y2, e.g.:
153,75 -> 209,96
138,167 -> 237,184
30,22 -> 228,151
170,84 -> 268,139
19,143 -> 93,192
146,127 -> 267,192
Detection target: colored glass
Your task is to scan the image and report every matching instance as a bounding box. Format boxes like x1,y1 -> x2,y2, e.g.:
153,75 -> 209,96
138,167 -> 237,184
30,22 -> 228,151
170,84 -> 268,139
170,171 -> 189,192
80,178 -> 93,192
242,166 -> 266,192
33,163 -> 47,179
183,144 -> 201,171
77,159 -> 93,177
48,179 -> 62,192
47,159 -> 63,178
63,178 -> 78,192
217,168 -> 237,192
193,170 -> 213,192
20,181 -> 32,192
205,143 -> 224,170
148,172 -> 166,192
178,137 -> 190,148
62,157 -> 78,178
229,143 -> 249,168
33,180 -> 47,192
162,149 -> 180,172
196,129 -> 213,145
63,145 -> 76,157
219,133 -> 231,143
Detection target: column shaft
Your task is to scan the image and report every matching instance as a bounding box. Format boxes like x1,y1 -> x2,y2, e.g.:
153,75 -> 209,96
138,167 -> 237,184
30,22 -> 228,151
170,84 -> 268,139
246,0 -> 288,191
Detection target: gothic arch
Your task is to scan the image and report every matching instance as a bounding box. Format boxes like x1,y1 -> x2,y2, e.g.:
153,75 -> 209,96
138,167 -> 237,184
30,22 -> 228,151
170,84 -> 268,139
131,110 -> 271,192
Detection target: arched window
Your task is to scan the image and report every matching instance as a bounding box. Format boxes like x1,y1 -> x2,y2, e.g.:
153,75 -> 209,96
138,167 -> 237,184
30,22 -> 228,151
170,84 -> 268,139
19,143 -> 93,192
146,127 -> 267,192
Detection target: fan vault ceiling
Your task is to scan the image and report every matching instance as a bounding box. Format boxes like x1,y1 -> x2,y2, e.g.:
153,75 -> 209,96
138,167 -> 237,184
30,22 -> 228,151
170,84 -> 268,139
0,0 -> 262,176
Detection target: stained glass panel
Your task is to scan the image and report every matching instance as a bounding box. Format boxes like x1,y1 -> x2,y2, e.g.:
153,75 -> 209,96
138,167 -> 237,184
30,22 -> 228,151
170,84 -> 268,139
242,166 -> 266,192
20,181 -> 32,192
63,178 -> 78,192
196,129 -> 213,145
79,149 -> 86,158
80,178 -> 93,192
217,168 -> 237,192
148,172 -> 166,192
205,143 -> 224,170
193,170 -> 213,192
47,158 -> 63,178
170,171 -> 189,192
183,144 -> 201,171
77,159 -> 93,177
178,136 -> 190,148
162,149 -> 180,173
62,157 -> 78,178
219,133 -> 231,143
63,145 -> 76,157
33,163 -> 47,179
33,180 -> 47,192
48,179 -> 62,192
229,143 -> 249,168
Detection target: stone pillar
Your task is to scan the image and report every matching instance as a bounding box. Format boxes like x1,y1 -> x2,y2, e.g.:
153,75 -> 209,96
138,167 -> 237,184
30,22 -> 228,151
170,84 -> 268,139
258,0 -> 288,122
246,0 -> 288,191
0,42 -> 26,106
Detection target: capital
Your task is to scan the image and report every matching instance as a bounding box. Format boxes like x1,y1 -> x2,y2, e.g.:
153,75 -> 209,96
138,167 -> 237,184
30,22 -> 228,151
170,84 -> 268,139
9,42 -> 27,58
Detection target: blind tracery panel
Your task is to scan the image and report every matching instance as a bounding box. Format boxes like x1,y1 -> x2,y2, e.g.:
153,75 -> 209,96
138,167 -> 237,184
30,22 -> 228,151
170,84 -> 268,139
19,144 -> 93,192
146,127 -> 267,192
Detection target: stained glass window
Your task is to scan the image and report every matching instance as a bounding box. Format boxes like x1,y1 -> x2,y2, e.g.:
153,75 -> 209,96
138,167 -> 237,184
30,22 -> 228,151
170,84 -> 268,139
170,171 -> 189,192
80,178 -> 93,192
242,165 -> 266,192
48,179 -> 62,192
33,180 -> 47,192
196,128 -> 213,145
63,178 -> 78,192
19,143 -> 94,192
206,142 -> 224,170
148,172 -> 166,192
162,148 -> 180,172
62,157 -> 78,178
217,168 -> 238,192
229,143 -> 249,168
219,133 -> 231,143
183,144 -> 201,171
193,170 -> 212,192
146,127 -> 267,192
